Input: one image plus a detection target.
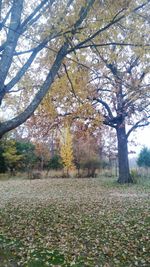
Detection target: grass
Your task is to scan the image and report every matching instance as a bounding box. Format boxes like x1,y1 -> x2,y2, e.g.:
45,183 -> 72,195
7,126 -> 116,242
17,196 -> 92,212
0,176 -> 150,267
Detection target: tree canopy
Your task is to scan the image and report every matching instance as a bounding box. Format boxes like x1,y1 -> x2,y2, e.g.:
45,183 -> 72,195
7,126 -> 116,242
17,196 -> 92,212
0,0 -> 150,183
0,0 -> 149,138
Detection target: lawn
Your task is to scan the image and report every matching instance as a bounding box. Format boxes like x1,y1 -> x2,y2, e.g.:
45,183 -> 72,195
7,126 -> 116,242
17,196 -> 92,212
0,177 -> 150,267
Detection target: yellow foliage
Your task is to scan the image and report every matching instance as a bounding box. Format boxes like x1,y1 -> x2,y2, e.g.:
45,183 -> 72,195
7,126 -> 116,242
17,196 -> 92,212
3,140 -> 22,166
40,95 -> 57,118
60,126 -> 75,175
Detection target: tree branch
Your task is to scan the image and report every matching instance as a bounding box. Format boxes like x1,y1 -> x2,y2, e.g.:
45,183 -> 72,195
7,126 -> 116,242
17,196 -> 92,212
20,0 -> 55,33
68,16 -> 126,53
0,0 -> 23,91
0,0 -> 96,138
4,32 -> 63,93
73,0 -> 95,30
67,1 -> 150,53
68,42 -> 150,52
103,118 -> 117,128
126,116 -> 150,138
0,6 -> 12,31
0,42 -> 69,138
93,98 -> 114,119
0,0 -> 2,21
3,0 -> 95,95
63,64 -> 77,97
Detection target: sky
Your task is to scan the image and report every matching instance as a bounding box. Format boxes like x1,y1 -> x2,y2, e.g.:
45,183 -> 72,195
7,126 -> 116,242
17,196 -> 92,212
128,126 -> 150,157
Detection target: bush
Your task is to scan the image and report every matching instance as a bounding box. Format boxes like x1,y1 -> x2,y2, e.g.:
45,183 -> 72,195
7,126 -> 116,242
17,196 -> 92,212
16,141 -> 37,171
81,159 -> 101,177
130,169 -> 141,183
28,171 -> 42,179
47,155 -> 63,170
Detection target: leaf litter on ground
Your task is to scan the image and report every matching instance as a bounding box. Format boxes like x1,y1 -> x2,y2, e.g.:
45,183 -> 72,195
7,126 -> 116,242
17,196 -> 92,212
0,178 -> 149,266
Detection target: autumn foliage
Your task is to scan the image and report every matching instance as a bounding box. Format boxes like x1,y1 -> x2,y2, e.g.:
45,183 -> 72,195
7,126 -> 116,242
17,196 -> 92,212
60,126 -> 75,176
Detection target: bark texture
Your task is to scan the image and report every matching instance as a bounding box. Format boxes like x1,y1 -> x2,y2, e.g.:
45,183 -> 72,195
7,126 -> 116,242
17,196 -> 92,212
116,125 -> 133,183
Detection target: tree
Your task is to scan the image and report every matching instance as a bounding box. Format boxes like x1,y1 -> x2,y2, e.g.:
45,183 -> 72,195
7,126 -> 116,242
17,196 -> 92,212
73,125 -> 102,177
88,46 -> 150,183
52,21 -> 150,184
34,142 -> 52,170
60,126 -> 75,176
32,42 -> 149,183
15,140 -> 37,170
48,154 -> 63,170
137,147 -> 150,169
0,141 -> 7,172
2,140 -> 23,173
0,0 -> 149,138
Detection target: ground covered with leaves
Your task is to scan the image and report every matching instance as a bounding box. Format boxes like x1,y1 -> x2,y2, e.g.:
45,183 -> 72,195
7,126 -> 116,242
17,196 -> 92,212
0,177 -> 150,267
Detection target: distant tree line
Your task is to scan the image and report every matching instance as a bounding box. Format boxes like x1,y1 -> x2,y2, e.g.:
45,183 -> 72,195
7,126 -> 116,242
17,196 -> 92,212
0,134 -> 149,179
0,131 -> 109,178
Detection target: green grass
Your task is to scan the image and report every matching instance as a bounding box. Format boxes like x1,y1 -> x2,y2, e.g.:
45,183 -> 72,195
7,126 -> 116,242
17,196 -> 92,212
0,177 -> 150,266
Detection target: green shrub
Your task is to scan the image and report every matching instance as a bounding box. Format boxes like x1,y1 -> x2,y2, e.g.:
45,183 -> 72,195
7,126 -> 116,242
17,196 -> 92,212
130,169 -> 140,183
48,155 -> 63,170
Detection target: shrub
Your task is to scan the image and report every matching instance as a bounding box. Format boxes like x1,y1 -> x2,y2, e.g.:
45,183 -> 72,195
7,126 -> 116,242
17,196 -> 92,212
28,171 -> 42,179
81,159 -> 101,177
16,141 -> 37,171
130,169 -> 140,183
48,155 -> 63,170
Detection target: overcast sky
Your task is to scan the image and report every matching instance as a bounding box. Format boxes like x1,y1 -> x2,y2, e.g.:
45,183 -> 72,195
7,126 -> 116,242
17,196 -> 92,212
128,126 -> 150,157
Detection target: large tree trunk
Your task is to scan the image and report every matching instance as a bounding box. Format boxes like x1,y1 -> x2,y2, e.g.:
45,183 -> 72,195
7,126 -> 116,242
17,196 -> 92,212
116,125 -> 133,183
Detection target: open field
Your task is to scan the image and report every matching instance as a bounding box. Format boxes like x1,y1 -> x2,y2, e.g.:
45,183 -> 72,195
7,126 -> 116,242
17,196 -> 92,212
0,177 -> 150,267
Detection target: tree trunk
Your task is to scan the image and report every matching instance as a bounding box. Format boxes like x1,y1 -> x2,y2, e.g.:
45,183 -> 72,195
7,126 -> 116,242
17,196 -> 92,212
116,125 -> 133,183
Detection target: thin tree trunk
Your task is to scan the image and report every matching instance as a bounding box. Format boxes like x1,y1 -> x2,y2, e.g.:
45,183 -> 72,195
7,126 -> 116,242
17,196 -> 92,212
116,125 -> 133,183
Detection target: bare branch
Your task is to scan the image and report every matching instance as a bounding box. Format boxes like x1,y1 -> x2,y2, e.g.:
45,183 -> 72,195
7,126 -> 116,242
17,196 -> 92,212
63,63 -> 82,103
126,116 -> 150,138
0,6 -> 12,31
